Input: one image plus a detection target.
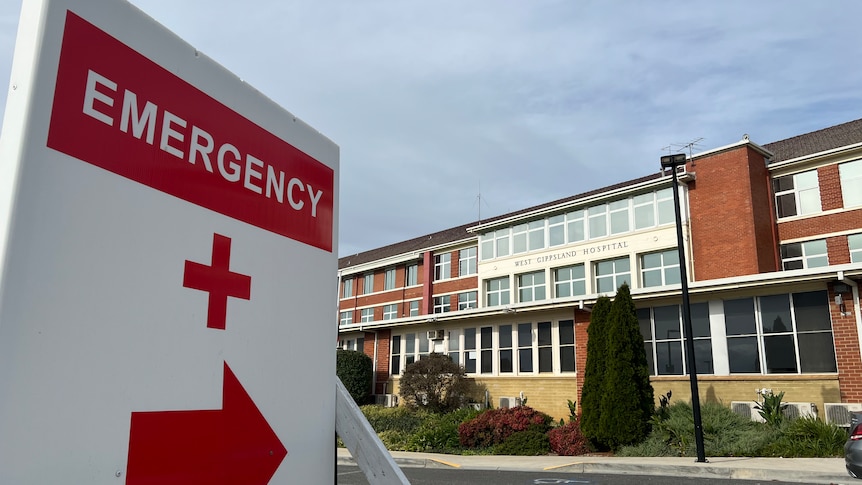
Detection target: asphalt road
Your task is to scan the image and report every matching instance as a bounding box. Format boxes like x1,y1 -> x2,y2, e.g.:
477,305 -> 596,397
336,465 -> 799,485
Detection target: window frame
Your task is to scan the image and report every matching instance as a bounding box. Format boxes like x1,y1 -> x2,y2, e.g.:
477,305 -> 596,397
434,253 -> 451,281
459,247 -> 477,276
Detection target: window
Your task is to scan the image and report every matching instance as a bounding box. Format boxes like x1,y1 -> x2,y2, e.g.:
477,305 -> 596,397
537,321 -> 553,373
566,210 -> 585,243
641,249 -> 681,287
724,298 -> 760,373
518,271 -> 546,303
464,328 -> 477,373
554,264 -> 586,298
406,264 -> 418,286
609,199 -> 629,234
512,223 -> 528,254
639,303 -> 712,376
480,230 -> 511,261
459,247 -> 477,276
548,214 -> 565,247
383,304 -> 397,320
433,295 -> 450,314
724,292 -> 836,374
486,277 -> 510,306
342,278 -> 353,298
434,253 -> 451,281
390,335 -> 401,375
633,192 -> 656,230
528,220 -> 545,250
595,256 -> 631,294
499,325 -> 513,373
517,323 -> 533,373
458,291 -> 477,310
559,320 -> 575,372
587,204 -> 607,239
447,329 -> 461,366
850,234 -> 862,263
781,239 -> 828,270
480,326 -> 493,374
840,159 -> 862,208
384,268 -> 396,290
480,232 -> 494,261
360,308 -> 374,323
773,170 -> 821,218
363,273 -> 374,294
656,188 -> 675,225
339,311 -> 352,326
404,333 -> 416,366
495,229 -> 510,258
408,300 -> 420,316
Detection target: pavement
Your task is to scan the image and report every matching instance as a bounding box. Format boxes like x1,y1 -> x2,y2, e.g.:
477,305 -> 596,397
337,447 -> 854,484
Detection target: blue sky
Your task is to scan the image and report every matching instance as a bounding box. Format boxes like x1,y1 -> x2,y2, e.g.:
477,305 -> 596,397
2,1 -> 861,257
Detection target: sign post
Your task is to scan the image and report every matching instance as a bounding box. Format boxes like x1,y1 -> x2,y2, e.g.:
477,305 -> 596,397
0,1 -> 338,483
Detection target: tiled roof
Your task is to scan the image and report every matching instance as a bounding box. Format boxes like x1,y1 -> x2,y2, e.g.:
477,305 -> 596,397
764,117 -> 862,163
339,117 -> 862,270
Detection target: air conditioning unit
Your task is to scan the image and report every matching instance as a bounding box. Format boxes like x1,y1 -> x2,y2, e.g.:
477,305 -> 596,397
375,394 -> 398,408
730,401 -> 765,422
427,329 -> 445,340
499,396 -> 520,409
824,403 -> 862,427
782,402 -> 817,420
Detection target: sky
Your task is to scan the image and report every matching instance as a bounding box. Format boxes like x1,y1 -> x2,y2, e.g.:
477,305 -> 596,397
2,1 -> 861,258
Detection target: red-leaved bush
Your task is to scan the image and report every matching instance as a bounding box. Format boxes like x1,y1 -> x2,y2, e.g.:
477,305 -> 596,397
458,406 -> 552,448
548,419 -> 589,456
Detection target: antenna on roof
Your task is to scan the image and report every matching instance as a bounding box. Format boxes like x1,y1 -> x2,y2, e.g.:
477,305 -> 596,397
662,138 -> 704,170
474,181 -> 490,222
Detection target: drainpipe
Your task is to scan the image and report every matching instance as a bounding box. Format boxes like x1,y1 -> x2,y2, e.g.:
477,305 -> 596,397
838,271 -> 862,359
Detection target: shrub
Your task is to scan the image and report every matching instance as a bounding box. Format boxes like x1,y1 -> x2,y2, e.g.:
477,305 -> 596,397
459,406 -> 553,448
580,296 -> 611,446
760,416 -> 847,457
549,419 -> 590,456
406,407 -> 482,453
336,349 -> 373,405
494,428 -> 551,456
399,353 -> 472,413
753,389 -> 787,427
360,404 -> 426,434
598,284 -> 654,449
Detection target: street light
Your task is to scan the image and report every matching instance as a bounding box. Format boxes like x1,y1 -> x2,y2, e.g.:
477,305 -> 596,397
660,153 -> 706,463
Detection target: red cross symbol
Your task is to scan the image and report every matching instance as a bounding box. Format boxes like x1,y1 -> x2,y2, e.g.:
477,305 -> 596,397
183,234 -> 251,330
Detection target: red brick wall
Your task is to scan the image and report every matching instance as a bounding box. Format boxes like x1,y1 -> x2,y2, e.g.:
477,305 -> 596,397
827,235 -> 852,265
819,164 -> 844,211
366,329 -> 392,395
829,281 -> 862,402
688,146 -> 778,280
777,208 -> 862,241
574,308 -> 591,409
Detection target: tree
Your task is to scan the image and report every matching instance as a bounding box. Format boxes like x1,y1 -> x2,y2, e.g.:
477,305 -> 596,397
598,283 -> 654,449
336,349 -> 373,405
579,295 -> 612,447
399,353 -> 471,413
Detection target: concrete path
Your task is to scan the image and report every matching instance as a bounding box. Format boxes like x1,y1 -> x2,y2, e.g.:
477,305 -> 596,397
337,448 -> 853,484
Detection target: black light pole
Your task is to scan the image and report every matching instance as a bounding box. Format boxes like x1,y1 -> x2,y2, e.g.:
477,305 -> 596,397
660,153 -> 706,463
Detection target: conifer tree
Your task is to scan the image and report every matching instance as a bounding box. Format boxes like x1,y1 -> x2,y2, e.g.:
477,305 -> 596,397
598,283 -> 654,449
579,295 -> 611,447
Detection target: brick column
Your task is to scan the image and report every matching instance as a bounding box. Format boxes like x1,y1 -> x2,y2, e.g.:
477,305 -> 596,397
829,281 -> 862,402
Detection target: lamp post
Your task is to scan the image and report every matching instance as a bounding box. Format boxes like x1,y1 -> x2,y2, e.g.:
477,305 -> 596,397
660,153 -> 706,463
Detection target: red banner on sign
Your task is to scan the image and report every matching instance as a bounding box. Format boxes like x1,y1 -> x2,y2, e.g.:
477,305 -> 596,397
48,11 -> 334,252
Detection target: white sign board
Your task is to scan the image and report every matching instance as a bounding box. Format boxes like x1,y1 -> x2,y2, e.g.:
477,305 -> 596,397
0,0 -> 338,483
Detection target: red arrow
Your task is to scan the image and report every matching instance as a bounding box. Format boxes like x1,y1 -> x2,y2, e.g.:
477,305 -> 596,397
126,362 -> 287,485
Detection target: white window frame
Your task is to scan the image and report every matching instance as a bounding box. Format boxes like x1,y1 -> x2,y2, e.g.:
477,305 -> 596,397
781,239 -> 828,270
458,291 -> 477,310
383,303 -> 397,320
840,159 -> 862,208
640,249 -> 681,287
359,308 -> 374,323
433,295 -> 450,314
363,273 -> 374,294
459,247 -> 477,276
384,268 -> 396,290
339,311 -> 352,326
554,264 -> 586,298
850,234 -> 862,263
408,300 -> 420,316
774,170 -> 821,218
342,278 -> 353,298
434,253 -> 451,281
406,264 -> 418,286
518,270 -> 546,303
485,276 -> 510,307
609,199 -> 630,235
595,256 -> 631,294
